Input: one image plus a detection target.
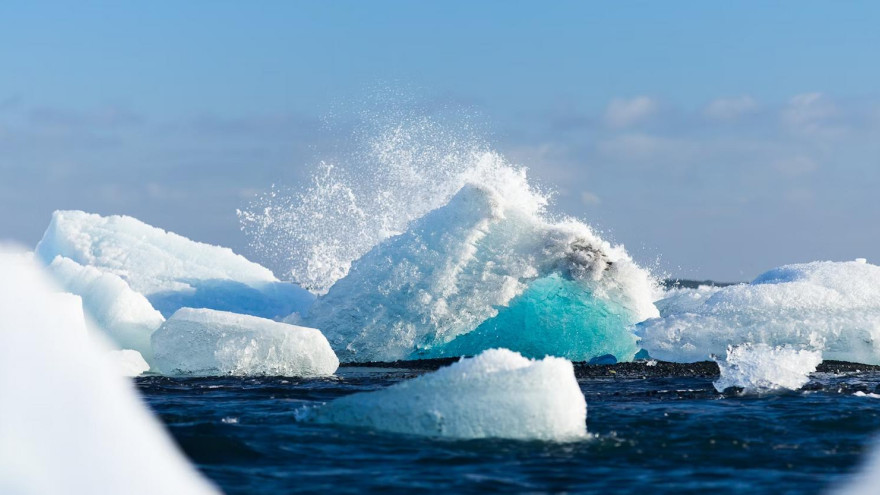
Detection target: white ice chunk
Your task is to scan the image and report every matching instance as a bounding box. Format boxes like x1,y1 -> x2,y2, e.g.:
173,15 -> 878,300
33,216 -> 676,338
305,348 -> 587,441
152,308 -> 339,376
0,247 -> 217,495
713,344 -> 821,393
304,183 -> 659,362
109,349 -> 151,377
36,210 -> 315,319
47,255 -> 165,361
637,261 -> 880,364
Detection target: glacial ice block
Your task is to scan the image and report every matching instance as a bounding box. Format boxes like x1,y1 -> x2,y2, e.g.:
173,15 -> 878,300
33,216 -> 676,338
0,247 -> 217,495
637,260 -> 880,364
713,344 -> 821,393
46,255 -> 165,360
152,308 -> 339,376
304,183 -> 659,362
305,348 -> 587,440
36,210 -> 315,319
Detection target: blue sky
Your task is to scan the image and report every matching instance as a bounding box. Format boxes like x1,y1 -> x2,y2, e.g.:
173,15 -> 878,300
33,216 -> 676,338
2,1 -> 879,280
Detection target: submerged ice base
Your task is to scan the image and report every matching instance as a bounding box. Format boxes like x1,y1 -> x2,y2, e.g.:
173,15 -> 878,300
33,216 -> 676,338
304,182 -> 658,363
37,210 -> 315,320
305,348 -> 587,440
638,260 -> 880,365
152,308 -> 339,377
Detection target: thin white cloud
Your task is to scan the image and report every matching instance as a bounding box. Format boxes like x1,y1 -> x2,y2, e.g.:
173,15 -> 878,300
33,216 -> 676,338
704,96 -> 758,120
781,92 -> 838,134
604,96 -> 657,128
772,156 -> 818,176
580,191 -> 601,205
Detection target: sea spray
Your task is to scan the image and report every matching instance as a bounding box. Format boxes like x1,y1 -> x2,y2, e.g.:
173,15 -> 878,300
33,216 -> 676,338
242,113 -> 659,362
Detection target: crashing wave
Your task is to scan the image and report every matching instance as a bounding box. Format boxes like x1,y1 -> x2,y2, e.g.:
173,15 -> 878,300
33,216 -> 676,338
302,179 -> 658,362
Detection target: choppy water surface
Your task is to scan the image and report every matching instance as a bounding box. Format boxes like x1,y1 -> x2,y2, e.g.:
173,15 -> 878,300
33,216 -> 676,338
138,365 -> 880,494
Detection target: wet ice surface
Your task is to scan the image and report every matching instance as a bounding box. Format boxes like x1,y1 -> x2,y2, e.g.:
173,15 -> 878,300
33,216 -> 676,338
137,364 -> 880,494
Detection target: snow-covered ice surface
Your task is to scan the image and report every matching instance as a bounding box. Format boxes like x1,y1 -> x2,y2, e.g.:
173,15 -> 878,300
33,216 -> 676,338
0,247 -> 217,495
304,348 -> 587,440
637,260 -> 880,364
36,210 -> 315,319
303,181 -> 658,363
46,255 -> 165,361
713,343 -> 822,393
152,307 -> 339,376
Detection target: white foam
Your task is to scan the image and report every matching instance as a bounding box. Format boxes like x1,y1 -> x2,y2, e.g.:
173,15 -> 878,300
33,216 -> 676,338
0,247 -> 217,495
152,307 -> 339,376
713,344 -> 821,393
37,210 -> 315,319
305,348 -> 587,441
637,261 -> 880,364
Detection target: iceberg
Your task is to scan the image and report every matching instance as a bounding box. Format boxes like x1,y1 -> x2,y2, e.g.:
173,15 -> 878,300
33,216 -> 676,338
713,344 -> 821,393
637,260 -> 880,364
46,255 -> 165,361
304,348 -> 587,440
0,247 -> 217,495
36,210 -> 315,319
303,182 -> 659,362
152,308 -> 339,376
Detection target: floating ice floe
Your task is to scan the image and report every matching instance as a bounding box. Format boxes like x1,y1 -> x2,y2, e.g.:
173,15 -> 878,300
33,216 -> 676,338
36,210 -> 315,319
304,348 -> 587,441
46,255 -> 165,361
637,260 -> 880,364
152,307 -> 339,376
0,247 -> 217,495
304,180 -> 659,363
712,343 -> 821,393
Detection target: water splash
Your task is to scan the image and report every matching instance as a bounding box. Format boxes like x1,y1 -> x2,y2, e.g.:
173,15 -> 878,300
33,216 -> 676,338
238,112 -> 549,293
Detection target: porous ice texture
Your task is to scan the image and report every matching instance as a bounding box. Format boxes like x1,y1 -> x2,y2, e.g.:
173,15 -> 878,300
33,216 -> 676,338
713,344 -> 821,393
36,210 -> 315,319
46,255 -> 165,361
306,348 -> 587,440
109,350 -> 151,377
304,182 -> 659,363
0,247 -> 217,495
637,260 -> 880,364
152,308 -> 339,376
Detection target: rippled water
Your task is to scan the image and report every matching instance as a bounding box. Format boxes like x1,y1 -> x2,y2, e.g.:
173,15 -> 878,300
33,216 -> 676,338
138,365 -> 880,494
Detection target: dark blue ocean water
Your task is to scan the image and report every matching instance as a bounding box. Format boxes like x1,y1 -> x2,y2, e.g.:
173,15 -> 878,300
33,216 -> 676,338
138,366 -> 880,494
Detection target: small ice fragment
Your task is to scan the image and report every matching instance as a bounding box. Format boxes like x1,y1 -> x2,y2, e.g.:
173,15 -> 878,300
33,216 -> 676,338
713,343 -> 821,393
305,348 -> 587,441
